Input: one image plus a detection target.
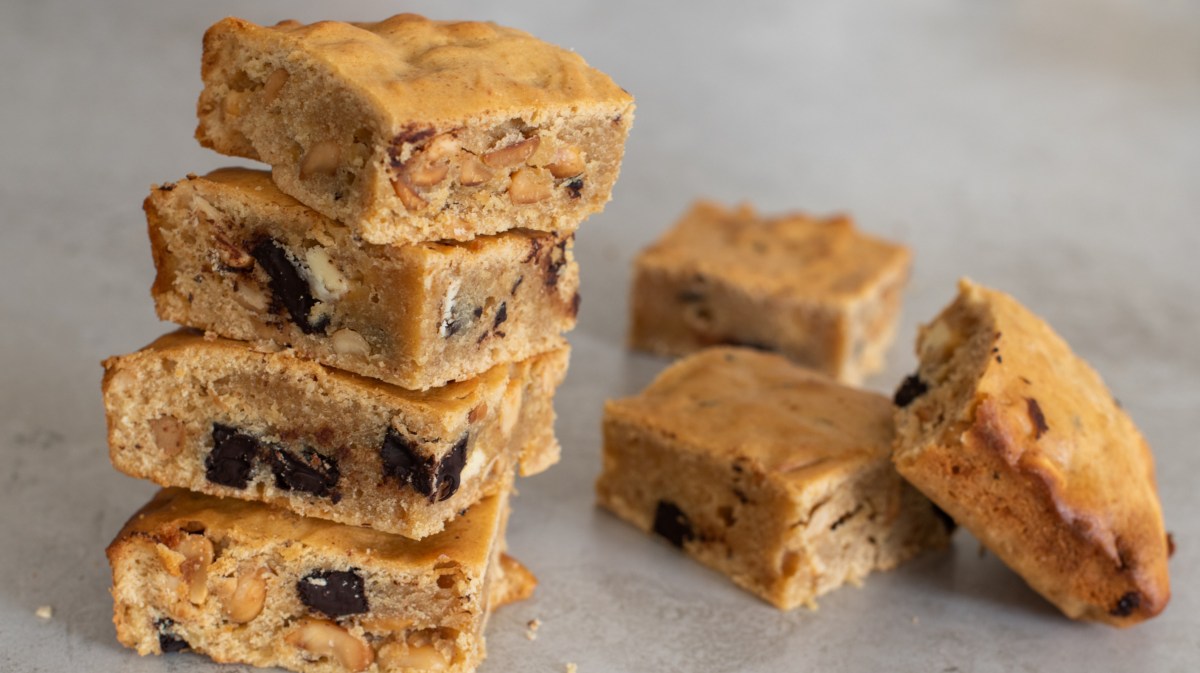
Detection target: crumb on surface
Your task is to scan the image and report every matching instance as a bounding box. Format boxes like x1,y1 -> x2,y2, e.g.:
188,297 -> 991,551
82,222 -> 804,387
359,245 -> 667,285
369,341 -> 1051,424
566,664 -> 578,673
526,617 -> 541,640
35,605 -> 52,620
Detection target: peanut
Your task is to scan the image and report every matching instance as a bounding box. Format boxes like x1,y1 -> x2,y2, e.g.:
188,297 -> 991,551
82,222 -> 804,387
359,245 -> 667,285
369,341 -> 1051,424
377,642 -> 449,671
262,68 -> 289,104
391,174 -> 428,211
458,156 -> 494,186
149,416 -> 184,456
174,535 -> 214,605
331,329 -> 371,358
300,141 -> 341,179
546,145 -> 585,178
481,137 -> 539,168
214,566 -> 269,623
508,168 -> 553,204
286,619 -> 374,672
405,134 -> 459,187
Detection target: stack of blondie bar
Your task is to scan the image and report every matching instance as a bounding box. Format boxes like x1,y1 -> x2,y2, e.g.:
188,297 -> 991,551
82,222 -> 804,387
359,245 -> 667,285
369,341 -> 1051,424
100,13 -> 632,673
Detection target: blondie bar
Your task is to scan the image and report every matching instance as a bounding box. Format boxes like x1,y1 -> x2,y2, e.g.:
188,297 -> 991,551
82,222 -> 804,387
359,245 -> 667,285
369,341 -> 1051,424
629,201 -> 911,384
147,169 -> 579,390
196,14 -> 634,245
102,330 -> 567,539
597,347 -> 950,610
107,487 -> 526,673
892,279 -> 1171,626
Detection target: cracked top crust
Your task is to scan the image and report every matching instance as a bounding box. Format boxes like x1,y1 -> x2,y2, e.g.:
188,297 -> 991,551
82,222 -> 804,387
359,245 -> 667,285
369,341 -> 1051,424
200,14 -> 632,128
636,201 -> 911,302
113,487 -> 504,572
605,348 -> 895,490
893,279 -> 1170,625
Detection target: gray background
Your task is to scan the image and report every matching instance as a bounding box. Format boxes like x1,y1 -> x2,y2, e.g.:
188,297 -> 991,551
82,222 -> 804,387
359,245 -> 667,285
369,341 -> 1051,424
1,0 -> 1197,671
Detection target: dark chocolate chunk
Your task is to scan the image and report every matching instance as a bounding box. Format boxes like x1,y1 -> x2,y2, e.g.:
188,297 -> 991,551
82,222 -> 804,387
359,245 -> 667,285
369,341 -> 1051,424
380,427 -> 436,497
652,500 -> 695,548
569,292 -> 581,318
206,424 -> 259,489
893,374 -> 928,408
1167,533 -> 1176,558
434,435 -> 469,502
250,237 -> 325,335
155,618 -> 189,653
493,302 -> 508,330
931,503 -> 958,534
510,276 -> 524,295
565,178 -> 584,199
1110,591 -> 1141,617
1026,397 -> 1049,439
297,570 -> 368,618
269,447 -> 340,498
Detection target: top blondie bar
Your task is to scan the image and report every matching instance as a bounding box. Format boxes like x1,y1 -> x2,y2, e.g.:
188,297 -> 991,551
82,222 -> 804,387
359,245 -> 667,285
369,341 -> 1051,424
197,14 -> 634,245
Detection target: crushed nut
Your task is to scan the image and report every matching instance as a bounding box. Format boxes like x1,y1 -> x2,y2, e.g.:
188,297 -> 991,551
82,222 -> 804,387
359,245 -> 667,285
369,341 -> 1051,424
262,68 -> 289,104
377,642 -> 450,671
525,618 -> 541,640
300,140 -> 341,179
174,535 -> 214,605
391,173 -> 428,211
508,168 -> 553,204
286,619 -> 374,672
233,283 -> 271,312
546,145 -> 585,178
359,615 -> 415,633
35,605 -> 53,620
149,416 -> 184,456
405,134 -> 459,187
304,247 -> 349,301
482,137 -> 540,168
214,566 -> 269,623
213,233 -> 254,270
331,329 -> 371,357
458,155 -> 494,186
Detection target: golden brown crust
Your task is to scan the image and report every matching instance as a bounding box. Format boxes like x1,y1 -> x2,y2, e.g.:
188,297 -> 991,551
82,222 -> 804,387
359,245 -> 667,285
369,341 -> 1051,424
893,279 -> 1170,626
598,348 -> 950,610
629,201 -> 910,383
106,488 -> 522,672
101,329 -> 567,539
203,15 -> 631,127
195,14 -> 634,244
144,168 -> 579,390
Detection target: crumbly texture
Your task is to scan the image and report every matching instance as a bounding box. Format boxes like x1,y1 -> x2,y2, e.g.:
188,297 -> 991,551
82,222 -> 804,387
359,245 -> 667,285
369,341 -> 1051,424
596,348 -> 950,610
629,201 -> 911,384
146,169 -> 579,391
107,488 -> 526,673
892,279 -> 1170,626
492,554 -> 538,609
196,14 -> 634,245
102,330 -> 568,539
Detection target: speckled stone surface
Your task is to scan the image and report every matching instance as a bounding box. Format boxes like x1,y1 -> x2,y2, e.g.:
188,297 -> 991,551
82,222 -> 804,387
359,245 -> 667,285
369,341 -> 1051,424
1,1 -> 1197,672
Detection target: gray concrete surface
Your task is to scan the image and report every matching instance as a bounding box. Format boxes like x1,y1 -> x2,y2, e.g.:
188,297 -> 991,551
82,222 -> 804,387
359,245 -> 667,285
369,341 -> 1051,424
1,1 -> 1197,671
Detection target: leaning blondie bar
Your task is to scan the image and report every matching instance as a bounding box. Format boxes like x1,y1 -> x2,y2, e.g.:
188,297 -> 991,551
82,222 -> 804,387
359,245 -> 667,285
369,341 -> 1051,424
597,347 -> 950,610
196,14 -> 634,245
147,169 -> 579,390
892,279 -> 1170,626
107,487 -> 526,673
102,330 -> 567,539
629,201 -> 911,384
